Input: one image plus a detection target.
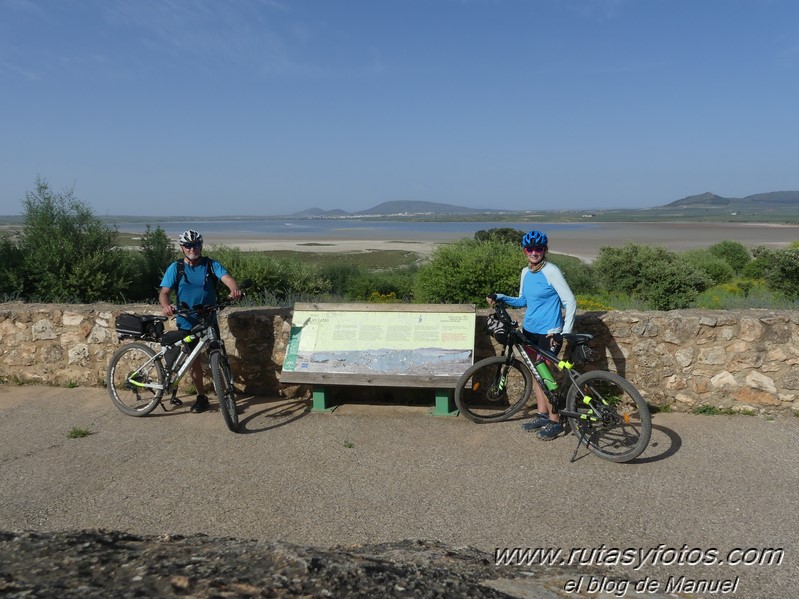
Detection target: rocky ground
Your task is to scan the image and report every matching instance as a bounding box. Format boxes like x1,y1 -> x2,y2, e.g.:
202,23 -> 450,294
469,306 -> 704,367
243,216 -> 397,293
0,530 -> 587,598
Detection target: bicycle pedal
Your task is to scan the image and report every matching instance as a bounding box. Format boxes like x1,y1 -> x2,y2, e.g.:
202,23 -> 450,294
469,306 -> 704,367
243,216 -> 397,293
170,397 -> 184,407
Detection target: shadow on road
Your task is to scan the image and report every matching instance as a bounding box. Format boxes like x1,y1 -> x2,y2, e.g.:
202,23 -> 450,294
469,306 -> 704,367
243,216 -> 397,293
237,396 -> 311,434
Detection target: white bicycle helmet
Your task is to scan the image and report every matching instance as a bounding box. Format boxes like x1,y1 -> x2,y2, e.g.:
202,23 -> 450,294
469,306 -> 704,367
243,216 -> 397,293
178,229 -> 203,247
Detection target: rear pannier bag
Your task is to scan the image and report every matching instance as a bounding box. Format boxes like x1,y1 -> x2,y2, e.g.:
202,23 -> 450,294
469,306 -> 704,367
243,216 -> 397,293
115,313 -> 163,341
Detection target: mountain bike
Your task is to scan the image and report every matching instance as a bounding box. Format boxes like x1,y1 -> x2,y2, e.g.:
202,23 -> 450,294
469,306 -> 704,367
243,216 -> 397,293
454,301 -> 651,463
107,285 -> 249,433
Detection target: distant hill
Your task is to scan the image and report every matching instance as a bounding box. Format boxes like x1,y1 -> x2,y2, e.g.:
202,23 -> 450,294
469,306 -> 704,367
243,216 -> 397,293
291,200 -> 488,217
354,201 -> 485,215
665,191 -> 799,208
291,207 -> 350,217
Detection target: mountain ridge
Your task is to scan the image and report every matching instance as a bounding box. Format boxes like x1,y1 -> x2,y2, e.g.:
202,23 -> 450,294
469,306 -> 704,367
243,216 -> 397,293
291,200 -> 491,217
665,191 -> 799,208
289,193 -> 799,218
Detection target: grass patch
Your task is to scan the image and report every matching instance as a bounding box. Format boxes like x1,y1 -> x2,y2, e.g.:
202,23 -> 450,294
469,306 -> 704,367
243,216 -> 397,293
693,404 -> 755,416
67,426 -> 92,439
252,249 -> 421,269
343,440 -> 355,449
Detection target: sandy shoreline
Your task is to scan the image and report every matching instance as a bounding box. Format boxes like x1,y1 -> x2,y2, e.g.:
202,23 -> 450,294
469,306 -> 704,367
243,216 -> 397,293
209,222 -> 799,262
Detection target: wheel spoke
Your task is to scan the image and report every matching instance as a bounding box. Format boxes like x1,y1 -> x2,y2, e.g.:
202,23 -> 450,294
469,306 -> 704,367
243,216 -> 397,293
567,371 -> 651,462
455,356 -> 532,423
107,343 -> 164,416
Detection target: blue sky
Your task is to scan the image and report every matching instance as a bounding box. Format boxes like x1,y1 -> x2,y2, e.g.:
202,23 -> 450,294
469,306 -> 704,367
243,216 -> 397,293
1,0 -> 797,216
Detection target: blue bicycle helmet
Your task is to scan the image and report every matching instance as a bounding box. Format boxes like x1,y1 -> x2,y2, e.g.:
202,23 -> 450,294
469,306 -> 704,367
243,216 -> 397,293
521,230 -> 548,248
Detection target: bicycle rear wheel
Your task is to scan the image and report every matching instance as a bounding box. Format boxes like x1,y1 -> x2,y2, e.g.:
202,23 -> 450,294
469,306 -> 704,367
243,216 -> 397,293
454,355 -> 533,423
210,351 -> 239,433
107,343 -> 165,416
565,370 -> 651,462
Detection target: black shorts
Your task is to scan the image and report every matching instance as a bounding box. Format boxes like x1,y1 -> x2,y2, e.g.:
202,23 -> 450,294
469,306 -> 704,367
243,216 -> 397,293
522,330 -> 562,356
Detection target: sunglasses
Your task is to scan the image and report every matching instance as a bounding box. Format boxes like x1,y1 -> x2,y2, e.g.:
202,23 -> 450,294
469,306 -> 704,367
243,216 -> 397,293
524,245 -> 547,254
182,243 -> 202,250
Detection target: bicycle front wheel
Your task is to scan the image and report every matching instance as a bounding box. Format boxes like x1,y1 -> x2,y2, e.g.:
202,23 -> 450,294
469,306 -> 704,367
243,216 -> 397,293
565,370 -> 651,463
210,351 -> 239,433
107,342 -> 165,416
454,355 -> 533,423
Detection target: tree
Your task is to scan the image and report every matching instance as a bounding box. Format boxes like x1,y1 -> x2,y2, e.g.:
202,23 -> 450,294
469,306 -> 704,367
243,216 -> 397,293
18,177 -> 131,302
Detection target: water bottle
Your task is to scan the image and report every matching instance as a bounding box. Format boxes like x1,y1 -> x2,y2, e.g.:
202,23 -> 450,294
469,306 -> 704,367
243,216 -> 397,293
535,358 -> 558,391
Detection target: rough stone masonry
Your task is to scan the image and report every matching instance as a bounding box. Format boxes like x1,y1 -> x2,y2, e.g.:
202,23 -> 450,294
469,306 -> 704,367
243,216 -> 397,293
1,302 -> 797,414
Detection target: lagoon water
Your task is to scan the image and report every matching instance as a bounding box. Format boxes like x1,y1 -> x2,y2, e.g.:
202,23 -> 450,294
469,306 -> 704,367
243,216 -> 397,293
113,219 -> 594,240
114,218 -> 799,261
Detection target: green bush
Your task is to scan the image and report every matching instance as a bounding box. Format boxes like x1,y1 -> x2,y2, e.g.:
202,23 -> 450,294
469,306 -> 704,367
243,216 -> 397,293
548,254 -> 597,294
414,239 -> 523,304
708,240 -> 751,271
209,246 -> 332,301
760,247 -> 799,299
474,227 -> 525,245
17,178 -> 132,302
639,259 -> 712,310
124,225 -> 178,301
682,249 -> 735,285
345,269 -> 416,302
319,262 -> 364,296
0,235 -> 24,299
594,243 -> 711,310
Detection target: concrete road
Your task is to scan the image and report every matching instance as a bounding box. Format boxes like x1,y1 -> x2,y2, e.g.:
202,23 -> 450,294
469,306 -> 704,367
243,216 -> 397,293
1,385 -> 796,597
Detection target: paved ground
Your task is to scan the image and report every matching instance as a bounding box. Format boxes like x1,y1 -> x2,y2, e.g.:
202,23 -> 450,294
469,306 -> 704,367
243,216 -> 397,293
1,385 -> 797,597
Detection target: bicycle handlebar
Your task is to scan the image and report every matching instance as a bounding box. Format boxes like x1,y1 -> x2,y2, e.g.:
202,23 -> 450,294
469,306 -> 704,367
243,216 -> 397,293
171,279 -> 252,319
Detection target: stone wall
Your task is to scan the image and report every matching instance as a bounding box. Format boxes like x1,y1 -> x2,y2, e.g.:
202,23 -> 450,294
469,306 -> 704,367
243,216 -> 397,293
1,302 -> 797,414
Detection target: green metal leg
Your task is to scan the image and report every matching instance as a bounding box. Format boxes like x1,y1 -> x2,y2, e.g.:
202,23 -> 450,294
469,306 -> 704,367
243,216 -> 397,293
431,388 -> 457,416
312,386 -> 337,412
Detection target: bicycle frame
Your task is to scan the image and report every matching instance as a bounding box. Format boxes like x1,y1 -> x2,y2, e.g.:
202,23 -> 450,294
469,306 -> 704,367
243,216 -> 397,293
490,304 -> 603,424
126,316 -> 225,396
501,329 -> 581,411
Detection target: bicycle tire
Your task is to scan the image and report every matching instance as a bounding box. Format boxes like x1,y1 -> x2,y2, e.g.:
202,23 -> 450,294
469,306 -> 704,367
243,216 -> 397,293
210,351 -> 239,433
565,370 -> 651,463
454,355 -> 533,423
107,342 -> 165,416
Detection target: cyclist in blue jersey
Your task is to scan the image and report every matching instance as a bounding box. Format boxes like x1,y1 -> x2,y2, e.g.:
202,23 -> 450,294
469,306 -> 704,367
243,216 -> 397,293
487,229 -> 577,440
159,229 -> 242,413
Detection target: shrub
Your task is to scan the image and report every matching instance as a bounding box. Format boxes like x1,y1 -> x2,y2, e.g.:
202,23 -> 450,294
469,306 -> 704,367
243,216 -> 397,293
548,254 -> 597,294
208,246 -> 332,301
123,225 -> 178,301
17,178 -> 132,302
0,235 -> 24,299
682,249 -> 735,285
474,227 -> 525,245
319,262 -> 364,296
760,247 -> 799,299
708,240 -> 751,271
593,243 -> 711,310
414,239 -> 522,304
345,269 -> 415,302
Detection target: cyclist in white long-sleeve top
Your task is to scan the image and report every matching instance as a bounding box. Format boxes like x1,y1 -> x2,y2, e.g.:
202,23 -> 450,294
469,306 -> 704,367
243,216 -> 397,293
487,229 -> 577,440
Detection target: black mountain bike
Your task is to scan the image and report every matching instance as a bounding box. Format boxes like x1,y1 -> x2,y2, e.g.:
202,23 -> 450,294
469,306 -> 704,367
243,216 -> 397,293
454,301 -> 651,462
107,287 -> 248,433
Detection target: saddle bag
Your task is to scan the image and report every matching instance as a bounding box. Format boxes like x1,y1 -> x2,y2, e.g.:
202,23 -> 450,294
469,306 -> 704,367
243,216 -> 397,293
115,313 -> 164,341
